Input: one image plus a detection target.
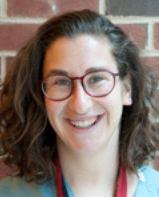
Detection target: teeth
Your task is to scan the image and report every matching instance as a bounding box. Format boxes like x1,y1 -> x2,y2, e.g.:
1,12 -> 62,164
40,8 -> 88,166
70,117 -> 98,128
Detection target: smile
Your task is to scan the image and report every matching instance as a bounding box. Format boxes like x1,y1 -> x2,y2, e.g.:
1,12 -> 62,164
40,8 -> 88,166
70,117 -> 98,128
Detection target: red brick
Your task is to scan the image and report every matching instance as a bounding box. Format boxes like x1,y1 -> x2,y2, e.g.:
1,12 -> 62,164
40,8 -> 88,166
142,56 -> 159,70
0,24 -> 40,51
7,0 -> 99,18
106,0 -> 159,17
118,24 -> 147,49
141,56 -> 159,105
142,56 -> 159,80
154,156 -> 159,171
8,0 -> 52,17
51,0 -> 99,14
154,23 -> 159,49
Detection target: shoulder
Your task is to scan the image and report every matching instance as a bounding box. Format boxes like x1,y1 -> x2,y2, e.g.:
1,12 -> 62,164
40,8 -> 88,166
135,165 -> 159,197
0,176 -> 57,197
139,165 -> 159,186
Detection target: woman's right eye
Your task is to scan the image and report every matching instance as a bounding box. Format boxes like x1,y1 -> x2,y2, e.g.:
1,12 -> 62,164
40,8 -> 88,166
54,79 -> 70,86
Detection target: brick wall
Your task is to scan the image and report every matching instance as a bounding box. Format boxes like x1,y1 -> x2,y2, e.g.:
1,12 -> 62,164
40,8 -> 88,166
0,0 -> 158,179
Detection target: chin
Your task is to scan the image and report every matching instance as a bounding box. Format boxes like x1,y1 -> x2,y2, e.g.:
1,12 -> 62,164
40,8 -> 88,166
69,139 -> 105,155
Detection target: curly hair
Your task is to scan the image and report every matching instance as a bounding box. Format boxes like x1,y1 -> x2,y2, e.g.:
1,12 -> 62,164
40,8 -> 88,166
0,9 -> 158,183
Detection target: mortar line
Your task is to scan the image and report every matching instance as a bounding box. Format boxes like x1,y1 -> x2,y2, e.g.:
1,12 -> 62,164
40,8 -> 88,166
107,16 -> 159,24
0,51 -> 16,56
1,0 -> 7,17
99,0 -> 106,14
0,17 -> 47,24
146,22 -> 154,50
140,49 -> 159,56
1,56 -> 6,82
0,16 -> 159,24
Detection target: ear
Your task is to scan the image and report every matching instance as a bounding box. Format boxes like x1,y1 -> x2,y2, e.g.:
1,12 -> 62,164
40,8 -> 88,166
122,75 -> 132,106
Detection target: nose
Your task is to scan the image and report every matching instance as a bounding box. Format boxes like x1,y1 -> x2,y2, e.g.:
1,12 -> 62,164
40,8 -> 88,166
68,81 -> 93,114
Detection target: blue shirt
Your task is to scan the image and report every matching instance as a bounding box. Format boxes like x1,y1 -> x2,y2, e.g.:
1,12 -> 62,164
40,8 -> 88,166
0,165 -> 159,197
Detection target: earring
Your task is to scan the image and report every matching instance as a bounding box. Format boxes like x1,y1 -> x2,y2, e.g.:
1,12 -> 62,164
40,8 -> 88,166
129,98 -> 132,103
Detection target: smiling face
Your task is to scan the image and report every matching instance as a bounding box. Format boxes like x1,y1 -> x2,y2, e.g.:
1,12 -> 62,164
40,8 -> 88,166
43,35 -> 131,155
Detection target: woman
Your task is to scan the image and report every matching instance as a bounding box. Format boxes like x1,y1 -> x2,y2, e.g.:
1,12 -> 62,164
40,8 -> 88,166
0,9 -> 159,197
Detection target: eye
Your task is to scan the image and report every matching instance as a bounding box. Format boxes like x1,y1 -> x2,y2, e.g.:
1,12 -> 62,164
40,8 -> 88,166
46,76 -> 71,89
55,79 -> 70,86
89,76 -> 104,84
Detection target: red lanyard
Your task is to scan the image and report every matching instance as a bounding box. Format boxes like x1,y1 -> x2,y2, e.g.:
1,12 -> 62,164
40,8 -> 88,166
54,155 -> 65,197
54,155 -> 127,197
116,162 -> 127,197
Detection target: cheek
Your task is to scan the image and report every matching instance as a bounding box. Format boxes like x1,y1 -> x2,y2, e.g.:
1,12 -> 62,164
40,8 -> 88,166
44,99 -> 67,129
44,99 -> 59,123
97,93 -> 123,123
97,95 -> 123,112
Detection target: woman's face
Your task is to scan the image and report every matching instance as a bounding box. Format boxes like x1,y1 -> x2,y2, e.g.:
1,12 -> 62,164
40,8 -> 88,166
43,35 -> 131,154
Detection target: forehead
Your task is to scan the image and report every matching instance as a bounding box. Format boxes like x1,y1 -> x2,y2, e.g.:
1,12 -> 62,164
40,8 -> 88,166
43,35 -> 118,77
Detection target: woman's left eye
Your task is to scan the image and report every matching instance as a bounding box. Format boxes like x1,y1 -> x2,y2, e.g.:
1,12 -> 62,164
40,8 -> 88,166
89,77 -> 104,83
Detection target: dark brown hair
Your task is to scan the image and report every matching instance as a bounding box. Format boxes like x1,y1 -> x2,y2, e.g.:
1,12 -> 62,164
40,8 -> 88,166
0,9 -> 158,183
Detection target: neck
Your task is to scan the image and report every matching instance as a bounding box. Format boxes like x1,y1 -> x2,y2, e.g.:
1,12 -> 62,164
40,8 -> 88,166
57,137 -> 119,196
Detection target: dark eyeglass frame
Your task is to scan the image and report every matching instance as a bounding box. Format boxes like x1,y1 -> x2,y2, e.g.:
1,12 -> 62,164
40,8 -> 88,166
40,69 -> 120,101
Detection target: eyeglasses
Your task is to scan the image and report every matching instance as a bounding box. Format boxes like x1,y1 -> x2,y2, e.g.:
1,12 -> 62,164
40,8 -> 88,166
40,69 -> 120,101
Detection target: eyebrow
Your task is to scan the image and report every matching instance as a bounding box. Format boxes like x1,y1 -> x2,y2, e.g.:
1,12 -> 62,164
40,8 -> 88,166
85,67 -> 108,73
46,67 -> 110,77
47,69 -> 69,76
